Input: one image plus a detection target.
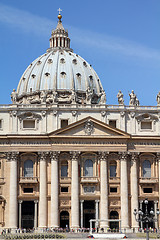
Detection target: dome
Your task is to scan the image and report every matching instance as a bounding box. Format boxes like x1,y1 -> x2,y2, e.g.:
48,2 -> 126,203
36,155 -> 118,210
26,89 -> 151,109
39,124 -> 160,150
11,14 -> 106,105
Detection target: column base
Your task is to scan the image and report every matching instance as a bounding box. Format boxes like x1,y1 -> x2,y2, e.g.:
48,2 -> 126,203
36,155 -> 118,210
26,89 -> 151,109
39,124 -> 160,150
121,227 -> 131,233
10,228 -> 18,234
37,227 -> 47,233
71,227 -> 80,232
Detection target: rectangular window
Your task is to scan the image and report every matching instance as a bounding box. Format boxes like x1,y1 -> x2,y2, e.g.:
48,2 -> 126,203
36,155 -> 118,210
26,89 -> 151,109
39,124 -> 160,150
109,120 -> 116,128
141,121 -> 152,130
23,120 -> 35,128
24,188 -> 33,193
143,188 -> 152,193
61,187 -> 68,192
61,119 -> 68,128
110,187 -> 117,193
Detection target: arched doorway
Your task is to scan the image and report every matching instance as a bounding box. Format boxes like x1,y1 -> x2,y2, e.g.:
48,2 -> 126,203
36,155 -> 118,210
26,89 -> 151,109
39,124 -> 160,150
110,211 -> 119,230
21,201 -> 34,229
83,200 -> 95,228
60,211 -> 69,228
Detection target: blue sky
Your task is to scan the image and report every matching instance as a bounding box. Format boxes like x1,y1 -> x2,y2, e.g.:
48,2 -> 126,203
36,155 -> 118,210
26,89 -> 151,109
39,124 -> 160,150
0,0 -> 160,105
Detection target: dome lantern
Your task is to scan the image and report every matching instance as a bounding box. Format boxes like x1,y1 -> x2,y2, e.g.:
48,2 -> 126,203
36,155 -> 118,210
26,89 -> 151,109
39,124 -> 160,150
49,9 -> 72,51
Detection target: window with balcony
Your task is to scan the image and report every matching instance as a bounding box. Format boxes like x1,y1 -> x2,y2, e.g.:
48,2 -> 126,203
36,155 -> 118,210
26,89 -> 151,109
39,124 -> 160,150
142,160 -> 151,178
61,161 -> 68,177
24,160 -> 33,177
84,159 -> 93,177
109,160 -> 117,178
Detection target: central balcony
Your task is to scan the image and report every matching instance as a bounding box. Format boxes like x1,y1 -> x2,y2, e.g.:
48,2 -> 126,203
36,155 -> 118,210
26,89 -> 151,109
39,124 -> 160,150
81,176 -> 99,183
19,177 -> 38,184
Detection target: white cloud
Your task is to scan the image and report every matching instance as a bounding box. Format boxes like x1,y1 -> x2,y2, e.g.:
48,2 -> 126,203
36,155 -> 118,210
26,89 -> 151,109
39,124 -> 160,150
0,3 -> 160,62
0,3 -> 54,35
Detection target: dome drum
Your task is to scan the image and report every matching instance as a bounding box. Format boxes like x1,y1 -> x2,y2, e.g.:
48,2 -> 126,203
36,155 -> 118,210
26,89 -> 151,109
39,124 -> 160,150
12,88 -> 106,105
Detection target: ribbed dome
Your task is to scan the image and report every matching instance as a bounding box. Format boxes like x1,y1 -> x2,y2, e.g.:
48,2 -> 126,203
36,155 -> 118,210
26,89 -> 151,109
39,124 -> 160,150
11,14 -> 106,105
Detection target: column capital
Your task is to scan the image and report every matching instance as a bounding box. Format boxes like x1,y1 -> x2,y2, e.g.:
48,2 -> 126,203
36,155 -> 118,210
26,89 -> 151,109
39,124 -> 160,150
98,151 -> 109,161
95,200 -> 100,203
34,200 -> 38,204
154,200 -> 158,204
119,152 -> 128,161
156,153 -> 160,160
19,200 -> 23,204
6,152 -> 19,161
130,152 -> 139,164
70,151 -> 81,161
80,200 -> 84,203
50,151 -> 60,161
38,151 -> 48,161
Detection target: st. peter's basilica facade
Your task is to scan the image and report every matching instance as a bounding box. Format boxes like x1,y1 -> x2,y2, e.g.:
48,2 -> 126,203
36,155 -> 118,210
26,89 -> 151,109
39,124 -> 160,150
0,13 -> 160,233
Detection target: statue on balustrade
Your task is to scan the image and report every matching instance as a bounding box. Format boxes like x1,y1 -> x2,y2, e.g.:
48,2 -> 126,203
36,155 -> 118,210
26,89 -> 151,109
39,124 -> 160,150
117,90 -> 124,105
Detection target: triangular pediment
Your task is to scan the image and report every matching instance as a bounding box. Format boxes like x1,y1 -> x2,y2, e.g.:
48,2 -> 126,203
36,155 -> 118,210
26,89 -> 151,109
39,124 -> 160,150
49,116 -> 130,138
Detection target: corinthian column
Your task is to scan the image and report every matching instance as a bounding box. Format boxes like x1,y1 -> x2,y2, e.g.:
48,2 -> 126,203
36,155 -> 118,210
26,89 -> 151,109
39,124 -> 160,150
38,152 -> 47,228
130,153 -> 139,231
7,152 -> 19,230
120,153 -> 129,230
50,151 -> 60,228
99,152 -> 109,231
70,151 -> 80,229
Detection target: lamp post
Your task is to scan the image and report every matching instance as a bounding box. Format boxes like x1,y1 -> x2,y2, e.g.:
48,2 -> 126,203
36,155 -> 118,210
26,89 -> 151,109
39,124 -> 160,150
133,199 -> 160,240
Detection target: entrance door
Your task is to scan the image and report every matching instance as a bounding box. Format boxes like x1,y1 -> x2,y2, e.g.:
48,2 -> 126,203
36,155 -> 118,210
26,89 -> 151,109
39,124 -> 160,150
21,201 -> 34,229
60,211 -> 69,228
109,211 -> 119,231
83,201 -> 95,228
142,201 -> 154,229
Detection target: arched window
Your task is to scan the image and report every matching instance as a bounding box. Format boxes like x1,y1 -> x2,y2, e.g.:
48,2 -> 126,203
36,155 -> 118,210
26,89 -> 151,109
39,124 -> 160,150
84,159 -> 93,177
143,160 -> 151,178
110,161 -> 117,178
61,161 -> 68,177
24,160 -> 33,177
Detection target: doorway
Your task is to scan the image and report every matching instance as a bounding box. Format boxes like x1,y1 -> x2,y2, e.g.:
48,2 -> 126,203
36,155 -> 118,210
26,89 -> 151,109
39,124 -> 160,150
83,200 -> 95,228
141,201 -> 154,229
60,211 -> 69,228
109,211 -> 119,230
21,201 -> 34,229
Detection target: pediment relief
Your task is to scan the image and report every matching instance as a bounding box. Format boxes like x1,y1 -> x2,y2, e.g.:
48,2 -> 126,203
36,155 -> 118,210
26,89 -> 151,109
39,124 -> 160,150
17,112 -> 41,121
135,113 -> 158,122
50,117 -> 130,138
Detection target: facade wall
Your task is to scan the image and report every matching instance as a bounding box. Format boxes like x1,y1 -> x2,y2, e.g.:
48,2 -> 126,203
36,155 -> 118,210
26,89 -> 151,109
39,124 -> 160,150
0,104 -> 159,231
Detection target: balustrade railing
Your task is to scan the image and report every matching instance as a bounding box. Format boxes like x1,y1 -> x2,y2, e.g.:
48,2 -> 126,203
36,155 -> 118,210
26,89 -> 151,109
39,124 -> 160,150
19,177 -> 38,183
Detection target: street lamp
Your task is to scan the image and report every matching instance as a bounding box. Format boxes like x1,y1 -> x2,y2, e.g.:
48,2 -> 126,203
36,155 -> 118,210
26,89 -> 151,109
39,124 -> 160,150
133,198 -> 160,240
